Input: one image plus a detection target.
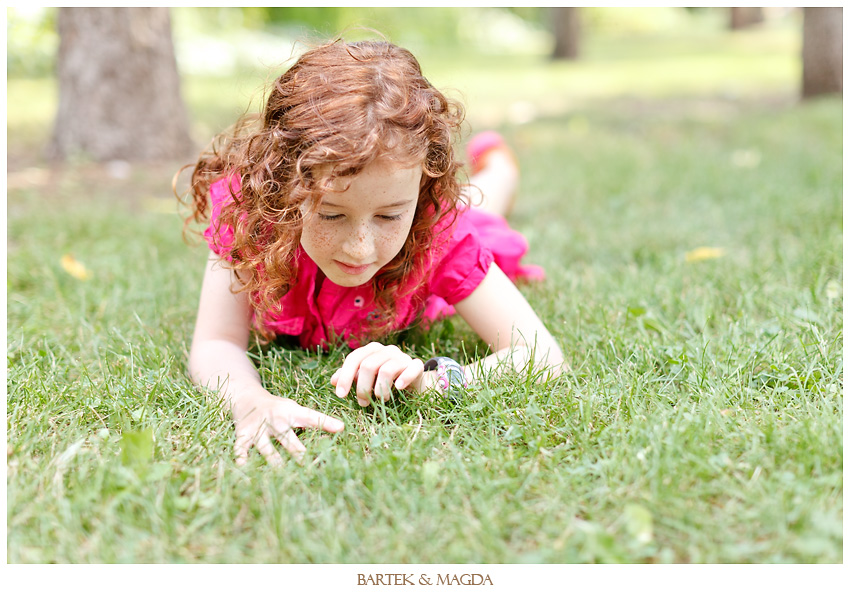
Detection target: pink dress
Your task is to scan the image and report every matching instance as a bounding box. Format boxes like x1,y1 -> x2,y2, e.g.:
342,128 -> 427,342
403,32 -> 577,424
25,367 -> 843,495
204,177 -> 543,349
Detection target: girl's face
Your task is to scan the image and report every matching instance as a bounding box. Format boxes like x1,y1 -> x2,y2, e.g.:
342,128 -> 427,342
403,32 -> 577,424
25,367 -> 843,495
300,159 -> 422,287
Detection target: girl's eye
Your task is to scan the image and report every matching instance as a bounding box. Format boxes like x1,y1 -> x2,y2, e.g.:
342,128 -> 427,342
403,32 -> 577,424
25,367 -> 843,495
318,214 -> 343,221
377,214 -> 403,222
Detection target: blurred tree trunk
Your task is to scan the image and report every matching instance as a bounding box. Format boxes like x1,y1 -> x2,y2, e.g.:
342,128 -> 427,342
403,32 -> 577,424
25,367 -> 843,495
48,7 -> 193,162
802,7 -> 842,98
552,7 -> 580,60
729,7 -> 764,30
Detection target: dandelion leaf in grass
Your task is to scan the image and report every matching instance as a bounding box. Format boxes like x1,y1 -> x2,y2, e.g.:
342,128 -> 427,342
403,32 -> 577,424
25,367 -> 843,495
639,316 -> 666,335
120,428 -> 154,466
467,400 -> 486,412
370,433 -> 386,449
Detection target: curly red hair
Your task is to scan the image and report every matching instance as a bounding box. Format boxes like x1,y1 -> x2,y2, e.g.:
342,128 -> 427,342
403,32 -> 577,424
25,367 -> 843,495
181,38 -> 466,342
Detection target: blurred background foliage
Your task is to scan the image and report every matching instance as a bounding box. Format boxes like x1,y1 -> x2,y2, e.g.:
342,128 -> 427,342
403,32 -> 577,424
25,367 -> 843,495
7,6 -> 805,161
7,6 -> 58,77
7,6 -> 797,78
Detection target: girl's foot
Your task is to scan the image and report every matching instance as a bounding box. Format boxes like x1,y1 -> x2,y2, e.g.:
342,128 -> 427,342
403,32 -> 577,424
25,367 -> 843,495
465,131 -> 519,217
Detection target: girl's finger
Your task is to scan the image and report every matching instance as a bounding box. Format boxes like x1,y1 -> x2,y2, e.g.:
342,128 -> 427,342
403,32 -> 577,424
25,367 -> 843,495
234,437 -> 251,467
276,429 -> 306,462
334,342 -> 384,398
234,429 -> 257,467
374,359 -> 411,401
293,406 -> 345,433
355,350 -> 399,405
394,358 -> 425,391
254,433 -> 284,467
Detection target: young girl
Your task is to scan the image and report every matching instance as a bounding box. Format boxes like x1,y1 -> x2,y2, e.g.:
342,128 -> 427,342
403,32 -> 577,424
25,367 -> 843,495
183,38 -> 565,466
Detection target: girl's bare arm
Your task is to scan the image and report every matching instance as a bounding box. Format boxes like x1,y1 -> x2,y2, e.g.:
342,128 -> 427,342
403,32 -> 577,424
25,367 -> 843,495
453,263 -> 566,382
189,251 -> 344,464
189,253 -> 260,397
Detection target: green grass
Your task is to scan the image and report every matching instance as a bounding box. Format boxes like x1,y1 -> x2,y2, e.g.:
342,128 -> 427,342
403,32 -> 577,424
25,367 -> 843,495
6,24 -> 842,563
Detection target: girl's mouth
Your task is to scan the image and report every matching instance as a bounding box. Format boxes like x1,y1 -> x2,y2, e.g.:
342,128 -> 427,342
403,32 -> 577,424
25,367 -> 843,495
334,261 -> 372,275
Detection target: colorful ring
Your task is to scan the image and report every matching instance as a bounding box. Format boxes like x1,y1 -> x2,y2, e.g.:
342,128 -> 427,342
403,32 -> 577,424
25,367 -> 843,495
424,357 -> 467,399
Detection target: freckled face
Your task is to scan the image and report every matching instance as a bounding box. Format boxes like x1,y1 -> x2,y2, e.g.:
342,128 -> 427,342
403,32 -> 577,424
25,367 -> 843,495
300,159 -> 422,287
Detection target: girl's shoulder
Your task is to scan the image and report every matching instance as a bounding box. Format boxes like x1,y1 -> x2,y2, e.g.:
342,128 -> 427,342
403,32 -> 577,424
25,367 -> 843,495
430,205 -> 485,259
417,205 -> 495,302
204,173 -> 246,258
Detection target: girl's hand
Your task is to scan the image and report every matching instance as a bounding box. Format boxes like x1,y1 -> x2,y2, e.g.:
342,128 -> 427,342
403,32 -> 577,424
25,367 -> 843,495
331,342 -> 427,406
231,391 -> 345,466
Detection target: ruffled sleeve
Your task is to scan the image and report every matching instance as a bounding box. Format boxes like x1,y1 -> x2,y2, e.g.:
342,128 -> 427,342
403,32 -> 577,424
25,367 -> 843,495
202,176 -> 241,259
427,208 -> 495,305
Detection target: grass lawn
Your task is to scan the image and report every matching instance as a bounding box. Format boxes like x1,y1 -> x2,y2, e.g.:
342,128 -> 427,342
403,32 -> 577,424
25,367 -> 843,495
6,21 -> 843,564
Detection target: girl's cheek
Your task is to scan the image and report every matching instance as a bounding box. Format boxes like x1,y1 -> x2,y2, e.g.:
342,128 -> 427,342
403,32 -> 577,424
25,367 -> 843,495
304,218 -> 337,249
314,228 -> 334,248
383,222 -> 412,252
383,227 -> 404,245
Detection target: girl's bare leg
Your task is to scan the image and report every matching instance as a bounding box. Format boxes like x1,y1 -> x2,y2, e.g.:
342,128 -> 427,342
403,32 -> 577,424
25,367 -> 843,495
460,147 -> 519,218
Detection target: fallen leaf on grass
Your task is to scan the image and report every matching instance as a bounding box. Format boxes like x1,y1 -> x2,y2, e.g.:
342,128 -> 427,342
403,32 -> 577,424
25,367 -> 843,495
825,280 -> 841,302
55,438 -> 86,470
731,148 -> 762,169
60,254 -> 92,280
685,247 -> 725,262
623,504 -> 654,545
52,438 -> 86,497
7,167 -> 50,190
422,461 -> 441,489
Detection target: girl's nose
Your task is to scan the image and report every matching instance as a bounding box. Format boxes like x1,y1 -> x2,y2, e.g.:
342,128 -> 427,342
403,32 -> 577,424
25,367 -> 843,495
342,223 -> 375,261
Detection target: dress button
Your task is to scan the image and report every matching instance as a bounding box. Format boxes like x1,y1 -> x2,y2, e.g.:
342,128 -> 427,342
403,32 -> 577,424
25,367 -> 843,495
354,296 -> 365,308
